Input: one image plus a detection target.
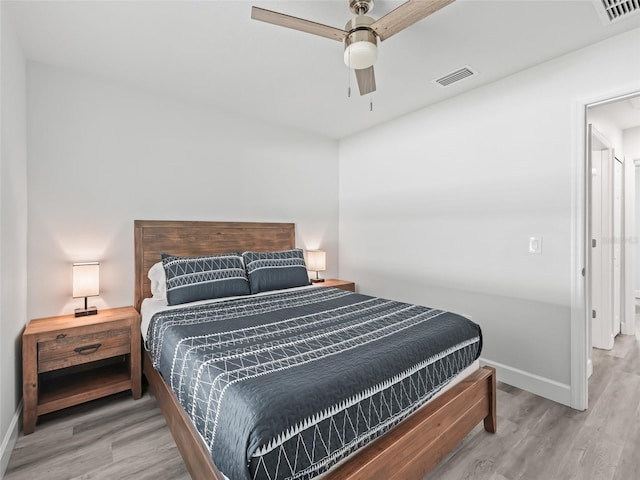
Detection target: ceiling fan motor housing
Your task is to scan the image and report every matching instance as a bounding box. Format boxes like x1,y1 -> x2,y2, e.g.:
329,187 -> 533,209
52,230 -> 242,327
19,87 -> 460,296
343,15 -> 378,69
349,0 -> 374,15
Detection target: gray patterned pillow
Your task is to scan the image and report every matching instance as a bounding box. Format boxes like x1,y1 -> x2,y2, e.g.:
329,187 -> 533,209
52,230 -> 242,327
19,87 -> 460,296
242,248 -> 310,294
162,253 -> 250,305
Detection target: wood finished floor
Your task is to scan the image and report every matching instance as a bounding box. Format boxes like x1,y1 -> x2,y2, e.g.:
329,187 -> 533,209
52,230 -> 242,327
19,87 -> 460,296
5,310 -> 640,480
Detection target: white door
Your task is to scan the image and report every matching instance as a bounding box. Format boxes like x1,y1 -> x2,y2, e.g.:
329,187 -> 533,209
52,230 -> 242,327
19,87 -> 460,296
590,126 -> 614,350
591,148 -> 602,349
612,157 -> 623,337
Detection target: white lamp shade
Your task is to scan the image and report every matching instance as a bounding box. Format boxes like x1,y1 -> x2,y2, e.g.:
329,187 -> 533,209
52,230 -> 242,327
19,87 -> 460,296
307,251 -> 326,272
73,262 -> 100,298
343,41 -> 378,70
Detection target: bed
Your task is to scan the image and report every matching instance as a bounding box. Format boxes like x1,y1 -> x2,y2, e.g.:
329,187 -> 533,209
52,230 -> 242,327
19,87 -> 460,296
134,220 -> 496,480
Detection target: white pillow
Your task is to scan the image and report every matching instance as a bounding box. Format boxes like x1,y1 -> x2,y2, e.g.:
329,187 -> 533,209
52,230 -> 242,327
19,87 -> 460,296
148,261 -> 167,299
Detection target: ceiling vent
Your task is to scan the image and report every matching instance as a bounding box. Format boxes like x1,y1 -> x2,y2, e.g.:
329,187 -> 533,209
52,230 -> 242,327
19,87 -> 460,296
433,66 -> 478,88
592,0 -> 640,24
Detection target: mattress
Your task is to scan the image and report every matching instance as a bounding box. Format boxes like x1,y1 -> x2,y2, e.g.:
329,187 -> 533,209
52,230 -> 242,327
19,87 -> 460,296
144,287 -> 483,480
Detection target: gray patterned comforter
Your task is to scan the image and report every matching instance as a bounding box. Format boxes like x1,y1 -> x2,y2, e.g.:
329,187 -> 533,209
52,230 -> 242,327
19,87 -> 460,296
146,287 -> 482,480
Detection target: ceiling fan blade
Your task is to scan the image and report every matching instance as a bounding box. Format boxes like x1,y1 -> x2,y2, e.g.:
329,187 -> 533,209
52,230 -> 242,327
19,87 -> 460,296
355,66 -> 376,96
371,0 -> 455,41
251,6 -> 347,42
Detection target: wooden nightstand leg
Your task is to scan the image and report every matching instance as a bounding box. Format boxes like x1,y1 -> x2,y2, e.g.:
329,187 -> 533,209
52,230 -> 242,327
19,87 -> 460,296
22,335 -> 38,435
132,368 -> 142,399
130,325 -> 142,400
23,402 -> 36,435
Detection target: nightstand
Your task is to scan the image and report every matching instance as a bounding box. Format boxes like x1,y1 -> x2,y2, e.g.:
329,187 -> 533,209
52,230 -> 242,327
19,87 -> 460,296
22,306 -> 141,434
317,279 -> 356,292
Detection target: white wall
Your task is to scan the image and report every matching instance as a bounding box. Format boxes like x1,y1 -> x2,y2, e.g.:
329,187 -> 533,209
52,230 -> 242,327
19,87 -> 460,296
27,63 -> 339,319
588,108 -> 624,153
0,3 -> 28,475
338,28 -> 640,406
625,126 -> 640,159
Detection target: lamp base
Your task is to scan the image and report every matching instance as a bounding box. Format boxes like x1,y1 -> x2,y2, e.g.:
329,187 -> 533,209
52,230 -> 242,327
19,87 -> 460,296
311,278 -> 325,283
75,306 -> 98,317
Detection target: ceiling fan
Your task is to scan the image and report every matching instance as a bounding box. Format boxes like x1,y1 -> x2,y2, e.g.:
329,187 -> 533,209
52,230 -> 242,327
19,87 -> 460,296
251,0 -> 455,96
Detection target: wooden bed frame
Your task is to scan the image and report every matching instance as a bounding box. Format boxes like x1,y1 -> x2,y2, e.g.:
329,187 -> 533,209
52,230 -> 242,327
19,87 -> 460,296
134,220 -> 496,480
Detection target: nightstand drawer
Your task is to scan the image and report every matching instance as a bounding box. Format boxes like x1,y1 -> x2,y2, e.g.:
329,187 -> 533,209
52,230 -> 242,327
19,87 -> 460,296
38,328 -> 130,373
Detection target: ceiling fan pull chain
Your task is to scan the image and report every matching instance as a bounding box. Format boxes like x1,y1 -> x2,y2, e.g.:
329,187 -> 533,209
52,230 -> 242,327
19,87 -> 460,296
370,95 -> 373,112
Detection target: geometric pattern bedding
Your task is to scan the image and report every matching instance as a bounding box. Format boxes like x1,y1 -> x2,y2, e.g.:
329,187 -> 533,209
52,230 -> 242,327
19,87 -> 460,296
162,253 -> 249,305
242,248 -> 310,294
146,287 -> 482,480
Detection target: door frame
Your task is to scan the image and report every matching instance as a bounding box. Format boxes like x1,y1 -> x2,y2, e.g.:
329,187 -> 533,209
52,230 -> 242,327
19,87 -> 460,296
572,89 -> 640,411
635,159 -> 640,298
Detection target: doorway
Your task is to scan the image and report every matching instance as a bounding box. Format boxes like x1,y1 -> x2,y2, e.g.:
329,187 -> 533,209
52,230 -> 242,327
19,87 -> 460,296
586,94 -> 640,376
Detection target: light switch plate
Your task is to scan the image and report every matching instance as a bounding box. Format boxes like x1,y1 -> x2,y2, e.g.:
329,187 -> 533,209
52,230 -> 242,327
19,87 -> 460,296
529,236 -> 542,254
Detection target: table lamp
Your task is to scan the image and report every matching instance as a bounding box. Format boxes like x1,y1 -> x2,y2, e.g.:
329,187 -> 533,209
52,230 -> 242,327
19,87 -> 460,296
73,262 -> 99,317
307,250 -> 326,283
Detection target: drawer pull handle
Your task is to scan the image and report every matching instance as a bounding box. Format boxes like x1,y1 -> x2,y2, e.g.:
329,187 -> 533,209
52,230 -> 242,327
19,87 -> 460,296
74,343 -> 102,355
56,334 -> 67,340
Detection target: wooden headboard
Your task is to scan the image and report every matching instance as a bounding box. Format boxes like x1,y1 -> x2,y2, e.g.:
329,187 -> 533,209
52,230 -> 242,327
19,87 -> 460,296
134,220 -> 296,311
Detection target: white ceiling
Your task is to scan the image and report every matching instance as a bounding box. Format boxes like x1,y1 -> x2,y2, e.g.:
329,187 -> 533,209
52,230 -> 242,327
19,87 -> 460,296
6,0 -> 640,139
589,95 -> 640,130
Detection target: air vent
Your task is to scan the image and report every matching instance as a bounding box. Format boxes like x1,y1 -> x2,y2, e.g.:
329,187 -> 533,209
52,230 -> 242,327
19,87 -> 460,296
433,66 -> 477,88
592,0 -> 640,24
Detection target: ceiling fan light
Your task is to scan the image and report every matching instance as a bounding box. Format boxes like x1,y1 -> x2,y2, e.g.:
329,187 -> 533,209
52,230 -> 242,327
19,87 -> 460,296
344,41 -> 378,70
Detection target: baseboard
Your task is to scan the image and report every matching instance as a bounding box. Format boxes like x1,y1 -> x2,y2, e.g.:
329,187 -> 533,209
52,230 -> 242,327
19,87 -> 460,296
480,358 -> 572,407
0,401 -> 22,478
